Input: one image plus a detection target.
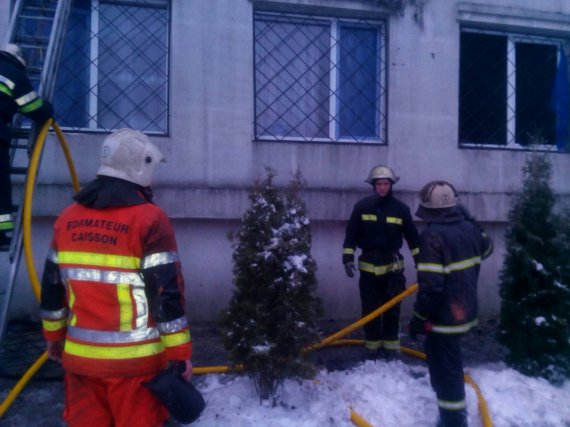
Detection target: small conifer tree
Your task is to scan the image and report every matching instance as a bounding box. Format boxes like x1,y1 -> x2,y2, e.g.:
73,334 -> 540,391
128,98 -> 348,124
219,168 -> 322,402
498,153 -> 570,382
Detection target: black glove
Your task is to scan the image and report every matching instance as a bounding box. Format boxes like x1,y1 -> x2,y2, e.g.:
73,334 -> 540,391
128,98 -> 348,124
344,262 -> 356,278
409,314 -> 428,340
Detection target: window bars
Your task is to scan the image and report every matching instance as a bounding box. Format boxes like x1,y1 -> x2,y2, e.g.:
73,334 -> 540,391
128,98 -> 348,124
54,0 -> 169,134
459,28 -> 570,152
254,12 -> 387,144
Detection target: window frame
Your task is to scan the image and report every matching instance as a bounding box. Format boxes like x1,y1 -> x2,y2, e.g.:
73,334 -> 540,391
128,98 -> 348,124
55,0 -> 171,135
253,11 -> 387,145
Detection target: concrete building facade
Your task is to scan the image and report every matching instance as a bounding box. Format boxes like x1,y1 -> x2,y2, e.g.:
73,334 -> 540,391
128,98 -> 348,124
2,0 -> 570,323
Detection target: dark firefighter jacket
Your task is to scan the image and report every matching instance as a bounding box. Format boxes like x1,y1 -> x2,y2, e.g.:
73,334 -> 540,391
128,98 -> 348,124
343,192 -> 420,273
413,206 -> 493,334
0,51 -> 53,140
40,176 -> 191,378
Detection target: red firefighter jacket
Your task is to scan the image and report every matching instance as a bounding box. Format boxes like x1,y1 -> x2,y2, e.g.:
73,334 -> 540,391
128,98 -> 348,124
40,177 -> 191,377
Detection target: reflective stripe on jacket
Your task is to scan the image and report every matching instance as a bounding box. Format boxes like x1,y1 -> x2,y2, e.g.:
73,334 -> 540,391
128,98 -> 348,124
0,52 -> 52,139
414,208 -> 493,332
342,193 -> 420,266
40,201 -> 191,377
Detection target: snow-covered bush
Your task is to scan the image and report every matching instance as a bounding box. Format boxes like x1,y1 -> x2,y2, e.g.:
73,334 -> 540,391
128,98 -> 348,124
219,168 -> 322,402
498,153 -> 570,382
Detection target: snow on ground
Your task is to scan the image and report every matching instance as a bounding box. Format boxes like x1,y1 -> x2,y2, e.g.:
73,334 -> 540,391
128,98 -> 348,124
191,359 -> 570,427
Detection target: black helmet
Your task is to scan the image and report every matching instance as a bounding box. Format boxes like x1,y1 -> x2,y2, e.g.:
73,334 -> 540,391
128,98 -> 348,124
143,362 -> 206,424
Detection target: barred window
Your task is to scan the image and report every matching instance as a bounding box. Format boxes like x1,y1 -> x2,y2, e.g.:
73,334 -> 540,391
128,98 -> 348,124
254,12 -> 386,144
459,29 -> 569,151
55,0 -> 169,133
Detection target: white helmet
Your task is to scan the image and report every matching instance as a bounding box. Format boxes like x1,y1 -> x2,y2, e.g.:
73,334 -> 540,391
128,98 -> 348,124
364,165 -> 399,184
97,128 -> 165,187
1,43 -> 26,67
418,181 -> 458,209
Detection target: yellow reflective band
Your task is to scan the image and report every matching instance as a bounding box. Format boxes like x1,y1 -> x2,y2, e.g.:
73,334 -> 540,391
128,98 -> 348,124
42,318 -> 67,332
431,319 -> 478,334
365,340 -> 382,350
358,259 -> 404,276
445,256 -> 482,273
418,256 -> 481,275
58,251 -> 140,269
361,214 -> 377,221
0,84 -> 13,97
117,284 -> 133,331
438,399 -> 466,410
418,262 -> 444,273
162,329 -> 191,348
20,98 -> 43,113
343,248 -> 355,255
382,340 -> 401,350
411,248 -> 419,256
65,340 -> 163,359
0,221 -> 14,231
386,216 -> 402,225
69,285 -> 77,326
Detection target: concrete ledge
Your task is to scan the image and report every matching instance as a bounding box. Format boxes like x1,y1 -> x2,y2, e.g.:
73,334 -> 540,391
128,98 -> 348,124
19,183 -> 563,223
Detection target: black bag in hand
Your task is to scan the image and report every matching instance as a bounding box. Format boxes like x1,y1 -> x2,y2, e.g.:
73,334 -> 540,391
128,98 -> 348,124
143,362 -> 205,424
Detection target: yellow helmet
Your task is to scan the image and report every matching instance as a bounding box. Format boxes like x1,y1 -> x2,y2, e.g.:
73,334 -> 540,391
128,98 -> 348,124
364,165 -> 399,184
418,181 -> 458,209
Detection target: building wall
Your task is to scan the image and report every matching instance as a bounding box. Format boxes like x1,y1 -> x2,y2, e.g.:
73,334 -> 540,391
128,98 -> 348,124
2,0 -> 570,322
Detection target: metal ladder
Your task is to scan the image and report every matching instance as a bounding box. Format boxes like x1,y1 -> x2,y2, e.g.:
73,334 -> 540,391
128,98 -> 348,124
0,0 -> 72,343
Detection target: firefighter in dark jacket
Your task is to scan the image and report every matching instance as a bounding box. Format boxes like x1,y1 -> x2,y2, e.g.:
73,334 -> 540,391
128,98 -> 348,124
40,129 -> 193,426
0,43 -> 53,248
409,181 -> 493,427
343,165 -> 420,359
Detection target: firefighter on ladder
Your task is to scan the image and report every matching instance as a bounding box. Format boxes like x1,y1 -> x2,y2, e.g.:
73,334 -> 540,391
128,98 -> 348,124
40,129 -> 194,426
343,165 -> 420,360
409,181 -> 493,427
0,43 -> 53,249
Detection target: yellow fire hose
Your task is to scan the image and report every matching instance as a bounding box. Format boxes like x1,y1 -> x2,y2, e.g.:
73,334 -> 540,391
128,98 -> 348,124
0,124 -> 493,427
24,119 -> 80,300
0,120 -> 79,418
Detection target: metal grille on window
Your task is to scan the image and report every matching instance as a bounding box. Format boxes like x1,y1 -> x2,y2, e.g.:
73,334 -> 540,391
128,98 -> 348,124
254,12 -> 386,144
459,29 -> 570,152
55,0 -> 169,134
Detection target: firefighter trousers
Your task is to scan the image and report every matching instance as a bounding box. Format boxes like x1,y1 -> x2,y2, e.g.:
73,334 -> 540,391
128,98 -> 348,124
64,371 -> 168,427
425,332 -> 468,427
358,270 -> 406,349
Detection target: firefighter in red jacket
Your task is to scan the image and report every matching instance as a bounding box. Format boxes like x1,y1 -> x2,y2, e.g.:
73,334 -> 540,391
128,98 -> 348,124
40,128 -> 192,427
0,43 -> 53,249
343,165 -> 420,359
409,181 -> 493,427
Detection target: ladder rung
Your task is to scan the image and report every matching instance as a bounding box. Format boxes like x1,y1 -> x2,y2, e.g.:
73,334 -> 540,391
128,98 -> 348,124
18,14 -> 56,21
15,35 -> 51,44
22,5 -> 57,13
9,142 -> 29,150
